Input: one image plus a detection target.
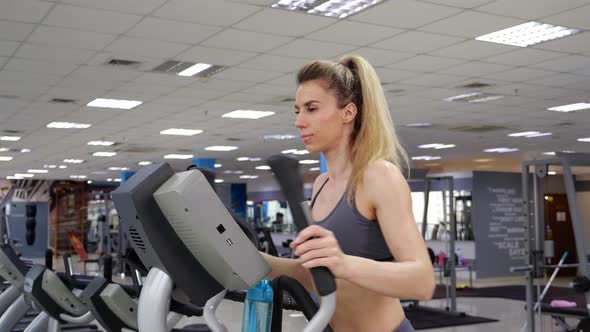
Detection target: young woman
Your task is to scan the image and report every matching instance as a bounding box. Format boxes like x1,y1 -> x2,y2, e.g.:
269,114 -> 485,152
264,55 -> 435,332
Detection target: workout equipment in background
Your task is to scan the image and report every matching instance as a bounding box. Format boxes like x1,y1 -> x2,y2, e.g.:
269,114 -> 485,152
515,153 -> 590,332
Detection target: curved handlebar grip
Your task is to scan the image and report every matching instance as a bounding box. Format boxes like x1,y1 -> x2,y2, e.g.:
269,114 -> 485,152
267,155 -> 336,296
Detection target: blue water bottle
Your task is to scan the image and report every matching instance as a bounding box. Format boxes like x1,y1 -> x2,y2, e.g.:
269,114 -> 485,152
241,279 -> 274,332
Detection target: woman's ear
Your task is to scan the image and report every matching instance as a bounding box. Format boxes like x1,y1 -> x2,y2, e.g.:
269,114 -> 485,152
342,102 -> 358,124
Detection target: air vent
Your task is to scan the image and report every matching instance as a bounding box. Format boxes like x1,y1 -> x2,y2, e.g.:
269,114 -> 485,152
281,97 -> 295,103
449,124 -> 509,133
0,94 -> 18,100
152,60 -> 225,77
457,82 -> 491,89
128,226 -> 146,253
107,58 -> 142,67
556,122 -> 575,127
226,137 -> 243,142
3,129 -> 21,134
388,89 -> 405,94
50,98 -> 76,104
176,148 -> 193,153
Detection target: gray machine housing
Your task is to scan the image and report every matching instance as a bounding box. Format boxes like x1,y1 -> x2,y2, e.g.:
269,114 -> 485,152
154,170 -> 270,290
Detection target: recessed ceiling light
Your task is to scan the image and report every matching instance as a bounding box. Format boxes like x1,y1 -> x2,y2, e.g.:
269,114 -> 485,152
215,179 -> 224,183
205,146 -> 238,152
299,160 -> 319,164
177,63 -> 212,77
406,123 -> 432,128
282,149 -> 297,154
20,149 -> 31,153
272,0 -> 385,18
108,167 -> 130,171
164,154 -> 193,159
240,175 -> 259,179
44,165 -> 57,168
64,159 -> 84,163
27,169 -> 48,174
88,141 -> 115,146
87,180 -> 93,184
160,128 -> 203,136
15,173 -> 34,178
411,156 -> 442,161
578,137 -> 590,142
0,148 -> 8,152
224,170 -> 244,174
484,148 -> 519,153
237,157 -> 250,161
309,167 -> 321,171
476,21 -> 579,47
548,103 -> 590,113
93,152 -> 117,157
263,134 -> 297,140
0,136 -> 21,141
0,156 -> 13,161
256,165 -> 271,170
418,143 -> 455,149
70,175 -> 87,179
222,110 -> 275,120
215,163 -> 222,168
47,122 -> 91,129
543,151 -> 556,156
138,161 -> 152,166
548,171 -> 557,175
59,165 -> 67,169
87,98 -> 143,110
525,132 -> 552,138
562,150 -> 576,153
509,131 -> 541,137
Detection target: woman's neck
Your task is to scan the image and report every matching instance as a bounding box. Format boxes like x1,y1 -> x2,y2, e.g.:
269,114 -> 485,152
323,139 -> 352,183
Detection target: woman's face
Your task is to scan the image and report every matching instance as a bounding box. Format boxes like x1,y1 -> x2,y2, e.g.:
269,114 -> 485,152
294,79 -> 351,153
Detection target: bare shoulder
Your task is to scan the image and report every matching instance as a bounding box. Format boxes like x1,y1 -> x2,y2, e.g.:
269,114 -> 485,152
363,159 -> 406,187
310,171 -> 329,199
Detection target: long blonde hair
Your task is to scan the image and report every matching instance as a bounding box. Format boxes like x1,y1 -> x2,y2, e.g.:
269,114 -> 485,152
297,54 -> 409,202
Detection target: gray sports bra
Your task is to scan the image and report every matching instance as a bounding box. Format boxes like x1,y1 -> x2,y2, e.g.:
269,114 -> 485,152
310,178 -> 394,261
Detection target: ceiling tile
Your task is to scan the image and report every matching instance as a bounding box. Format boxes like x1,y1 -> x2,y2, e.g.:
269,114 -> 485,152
420,11 -> 523,38
0,0 -> 53,23
234,8 -> 336,37
270,39 -> 357,59
177,46 -> 257,66
348,47 -> 415,67
43,4 -> 143,35
126,17 -> 222,44
0,21 -> 36,41
430,40 -> 514,60
153,0 -> 260,26
484,67 -> 556,82
372,31 -> 465,53
530,55 -> 590,72
530,73 -> 589,88
482,48 -> 565,66
60,0 -> 167,15
351,0 -> 461,29
15,44 -> 96,65
239,54 -> 309,73
28,26 -> 117,50
398,73 -> 467,88
214,67 -> 283,83
477,0 -> 588,20
202,29 -> 292,53
105,36 -> 190,59
543,3 -> 590,30
439,61 -> 514,77
4,58 -> 78,76
0,41 -> 19,57
419,0 -> 494,8
376,68 -> 421,83
388,55 -> 466,73
306,21 -> 402,46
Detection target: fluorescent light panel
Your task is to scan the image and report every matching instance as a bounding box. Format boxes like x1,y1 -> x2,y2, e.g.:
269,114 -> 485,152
164,154 -> 193,159
160,128 -> 203,136
47,122 -> 91,129
0,136 -> 21,141
263,134 -> 297,140
509,131 -> 552,138
476,21 -> 579,47
578,138 -> 590,142
215,179 -> 224,183
256,165 -> 271,170
215,163 -> 222,168
222,110 -> 274,120
178,63 -> 212,77
299,160 -> 319,164
548,103 -> 590,112
70,175 -> 87,179
406,122 -> 432,127
138,161 -> 152,166
93,152 -> 117,157
484,148 -> 519,153
273,0 -> 385,18
63,159 -> 84,163
88,141 -> 115,146
27,169 -> 48,174
205,146 -> 238,151
87,98 -> 143,110
411,156 -> 441,161
0,156 -> 13,161
108,167 -> 129,171
418,143 -> 455,149
14,173 -> 34,178
20,149 -> 30,153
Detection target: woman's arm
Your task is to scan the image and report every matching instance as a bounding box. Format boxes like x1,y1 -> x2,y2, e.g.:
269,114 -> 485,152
261,250 -> 314,291
291,161 -> 435,300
